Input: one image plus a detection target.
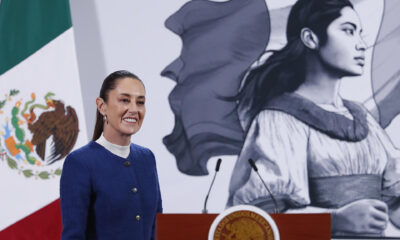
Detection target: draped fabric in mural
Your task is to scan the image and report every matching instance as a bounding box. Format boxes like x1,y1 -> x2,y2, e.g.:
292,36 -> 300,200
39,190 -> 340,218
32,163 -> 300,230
163,0 -> 400,237
161,0 -> 270,176
371,0 -> 400,128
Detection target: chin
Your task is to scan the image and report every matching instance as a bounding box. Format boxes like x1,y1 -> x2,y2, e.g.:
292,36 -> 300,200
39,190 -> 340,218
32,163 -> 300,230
345,72 -> 362,77
349,70 -> 363,77
120,129 -> 137,137
324,62 -> 363,78
341,68 -> 363,77
121,125 -> 141,135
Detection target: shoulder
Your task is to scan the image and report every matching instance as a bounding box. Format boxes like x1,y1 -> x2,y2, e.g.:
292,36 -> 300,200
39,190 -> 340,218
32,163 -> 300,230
68,141 -> 100,157
130,142 -> 152,154
130,143 -> 155,159
65,142 -> 102,166
245,109 -> 309,142
255,109 -> 309,129
130,143 -> 159,171
71,141 -> 100,154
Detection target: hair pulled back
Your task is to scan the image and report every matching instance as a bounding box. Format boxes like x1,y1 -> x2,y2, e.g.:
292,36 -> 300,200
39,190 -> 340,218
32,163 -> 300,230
236,0 -> 353,128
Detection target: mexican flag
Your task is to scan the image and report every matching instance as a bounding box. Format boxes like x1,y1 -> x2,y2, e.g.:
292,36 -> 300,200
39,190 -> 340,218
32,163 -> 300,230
0,0 -> 87,238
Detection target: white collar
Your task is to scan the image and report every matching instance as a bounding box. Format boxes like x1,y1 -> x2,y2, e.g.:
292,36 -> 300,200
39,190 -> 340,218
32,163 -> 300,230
96,134 -> 130,159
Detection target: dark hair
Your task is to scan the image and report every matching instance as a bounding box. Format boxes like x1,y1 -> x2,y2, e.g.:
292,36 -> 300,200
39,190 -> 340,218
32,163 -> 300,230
236,0 -> 353,129
92,70 -> 143,141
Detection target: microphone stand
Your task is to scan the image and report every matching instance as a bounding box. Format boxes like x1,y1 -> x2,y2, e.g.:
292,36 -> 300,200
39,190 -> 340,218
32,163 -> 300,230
202,158 -> 222,214
248,158 -> 279,214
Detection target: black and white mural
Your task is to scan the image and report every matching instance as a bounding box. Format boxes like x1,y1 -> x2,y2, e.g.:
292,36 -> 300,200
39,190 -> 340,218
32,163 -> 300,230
162,0 -> 400,237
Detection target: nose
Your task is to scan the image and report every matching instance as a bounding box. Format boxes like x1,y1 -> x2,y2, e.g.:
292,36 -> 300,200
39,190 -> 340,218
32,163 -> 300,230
356,35 -> 366,51
128,102 -> 139,113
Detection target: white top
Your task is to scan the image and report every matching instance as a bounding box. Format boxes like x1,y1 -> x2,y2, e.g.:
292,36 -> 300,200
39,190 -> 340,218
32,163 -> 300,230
228,100 -> 400,208
96,134 -> 130,159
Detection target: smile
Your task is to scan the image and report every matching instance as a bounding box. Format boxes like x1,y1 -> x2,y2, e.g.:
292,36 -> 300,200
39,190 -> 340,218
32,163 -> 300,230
123,118 -> 137,123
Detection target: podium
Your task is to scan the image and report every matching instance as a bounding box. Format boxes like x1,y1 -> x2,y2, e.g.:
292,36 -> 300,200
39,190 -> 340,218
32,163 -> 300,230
156,213 -> 330,240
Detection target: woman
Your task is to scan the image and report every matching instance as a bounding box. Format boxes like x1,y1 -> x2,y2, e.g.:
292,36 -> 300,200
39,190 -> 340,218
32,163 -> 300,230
60,70 -> 162,240
227,0 -> 400,236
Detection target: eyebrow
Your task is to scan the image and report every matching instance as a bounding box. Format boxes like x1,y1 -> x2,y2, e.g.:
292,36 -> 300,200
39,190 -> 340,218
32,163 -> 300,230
341,21 -> 363,33
341,22 -> 357,29
120,93 -> 146,99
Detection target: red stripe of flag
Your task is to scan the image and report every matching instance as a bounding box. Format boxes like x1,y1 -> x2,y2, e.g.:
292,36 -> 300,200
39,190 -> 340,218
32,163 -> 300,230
0,199 -> 61,240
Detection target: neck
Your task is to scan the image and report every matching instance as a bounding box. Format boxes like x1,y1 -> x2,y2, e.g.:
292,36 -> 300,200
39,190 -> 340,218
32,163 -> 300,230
102,128 -> 131,146
295,55 -> 342,106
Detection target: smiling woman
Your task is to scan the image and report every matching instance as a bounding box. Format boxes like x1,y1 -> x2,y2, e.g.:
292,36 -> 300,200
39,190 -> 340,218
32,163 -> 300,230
92,70 -> 146,144
60,70 -> 162,240
95,74 -> 146,145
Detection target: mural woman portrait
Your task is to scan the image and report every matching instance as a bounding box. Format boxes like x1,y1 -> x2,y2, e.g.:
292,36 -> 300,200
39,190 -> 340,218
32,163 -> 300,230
226,0 -> 400,236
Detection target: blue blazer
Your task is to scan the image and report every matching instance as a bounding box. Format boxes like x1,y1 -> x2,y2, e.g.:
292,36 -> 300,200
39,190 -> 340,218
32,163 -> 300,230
60,141 -> 162,240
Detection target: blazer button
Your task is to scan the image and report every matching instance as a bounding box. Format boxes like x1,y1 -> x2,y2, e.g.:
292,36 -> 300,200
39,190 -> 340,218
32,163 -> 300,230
136,215 -> 141,221
123,161 -> 130,167
131,187 -> 138,193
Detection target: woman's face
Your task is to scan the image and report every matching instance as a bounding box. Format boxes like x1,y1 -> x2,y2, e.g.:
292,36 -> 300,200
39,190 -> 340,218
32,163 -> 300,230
99,77 -> 146,144
318,6 -> 366,77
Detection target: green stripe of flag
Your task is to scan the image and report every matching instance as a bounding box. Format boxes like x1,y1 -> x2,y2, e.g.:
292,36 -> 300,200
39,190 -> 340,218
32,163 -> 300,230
0,0 -> 72,75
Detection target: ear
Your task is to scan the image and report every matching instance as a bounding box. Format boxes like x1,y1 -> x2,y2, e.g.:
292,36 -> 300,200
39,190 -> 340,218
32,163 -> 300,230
96,97 -> 106,115
300,27 -> 319,50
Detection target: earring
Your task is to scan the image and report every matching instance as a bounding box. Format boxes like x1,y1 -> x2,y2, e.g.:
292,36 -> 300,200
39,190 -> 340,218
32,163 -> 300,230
103,114 -> 108,124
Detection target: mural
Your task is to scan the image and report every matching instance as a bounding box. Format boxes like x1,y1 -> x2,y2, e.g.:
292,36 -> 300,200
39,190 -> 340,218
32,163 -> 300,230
163,0 -> 400,237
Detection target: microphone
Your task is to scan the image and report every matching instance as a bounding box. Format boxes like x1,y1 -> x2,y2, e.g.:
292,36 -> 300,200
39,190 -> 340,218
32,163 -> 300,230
248,158 -> 279,213
202,158 -> 222,213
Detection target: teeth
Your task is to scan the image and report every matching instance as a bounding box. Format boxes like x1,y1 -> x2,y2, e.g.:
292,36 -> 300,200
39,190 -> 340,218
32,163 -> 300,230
124,118 -> 137,123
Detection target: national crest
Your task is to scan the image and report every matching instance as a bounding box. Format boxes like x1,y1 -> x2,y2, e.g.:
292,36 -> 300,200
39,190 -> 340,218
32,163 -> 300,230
0,89 -> 79,180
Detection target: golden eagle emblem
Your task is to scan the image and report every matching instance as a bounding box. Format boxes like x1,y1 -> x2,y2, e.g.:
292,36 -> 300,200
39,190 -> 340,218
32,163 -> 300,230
0,89 -> 79,179
209,206 -> 279,240
214,210 -> 275,240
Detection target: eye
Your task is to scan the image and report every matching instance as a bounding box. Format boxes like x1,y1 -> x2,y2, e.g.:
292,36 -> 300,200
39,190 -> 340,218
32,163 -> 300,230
343,28 -> 355,35
137,100 -> 145,105
120,98 -> 130,103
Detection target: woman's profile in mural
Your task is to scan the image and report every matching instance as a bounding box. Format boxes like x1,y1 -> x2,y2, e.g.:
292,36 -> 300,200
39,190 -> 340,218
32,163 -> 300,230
162,0 -> 400,237
227,0 -> 400,236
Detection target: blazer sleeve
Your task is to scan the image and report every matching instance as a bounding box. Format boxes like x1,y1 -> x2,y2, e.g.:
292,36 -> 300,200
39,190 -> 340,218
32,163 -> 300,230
60,152 -> 92,240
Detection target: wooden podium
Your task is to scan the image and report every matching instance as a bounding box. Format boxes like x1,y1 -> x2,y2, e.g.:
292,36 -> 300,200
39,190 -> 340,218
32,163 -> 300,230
156,213 -> 330,239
